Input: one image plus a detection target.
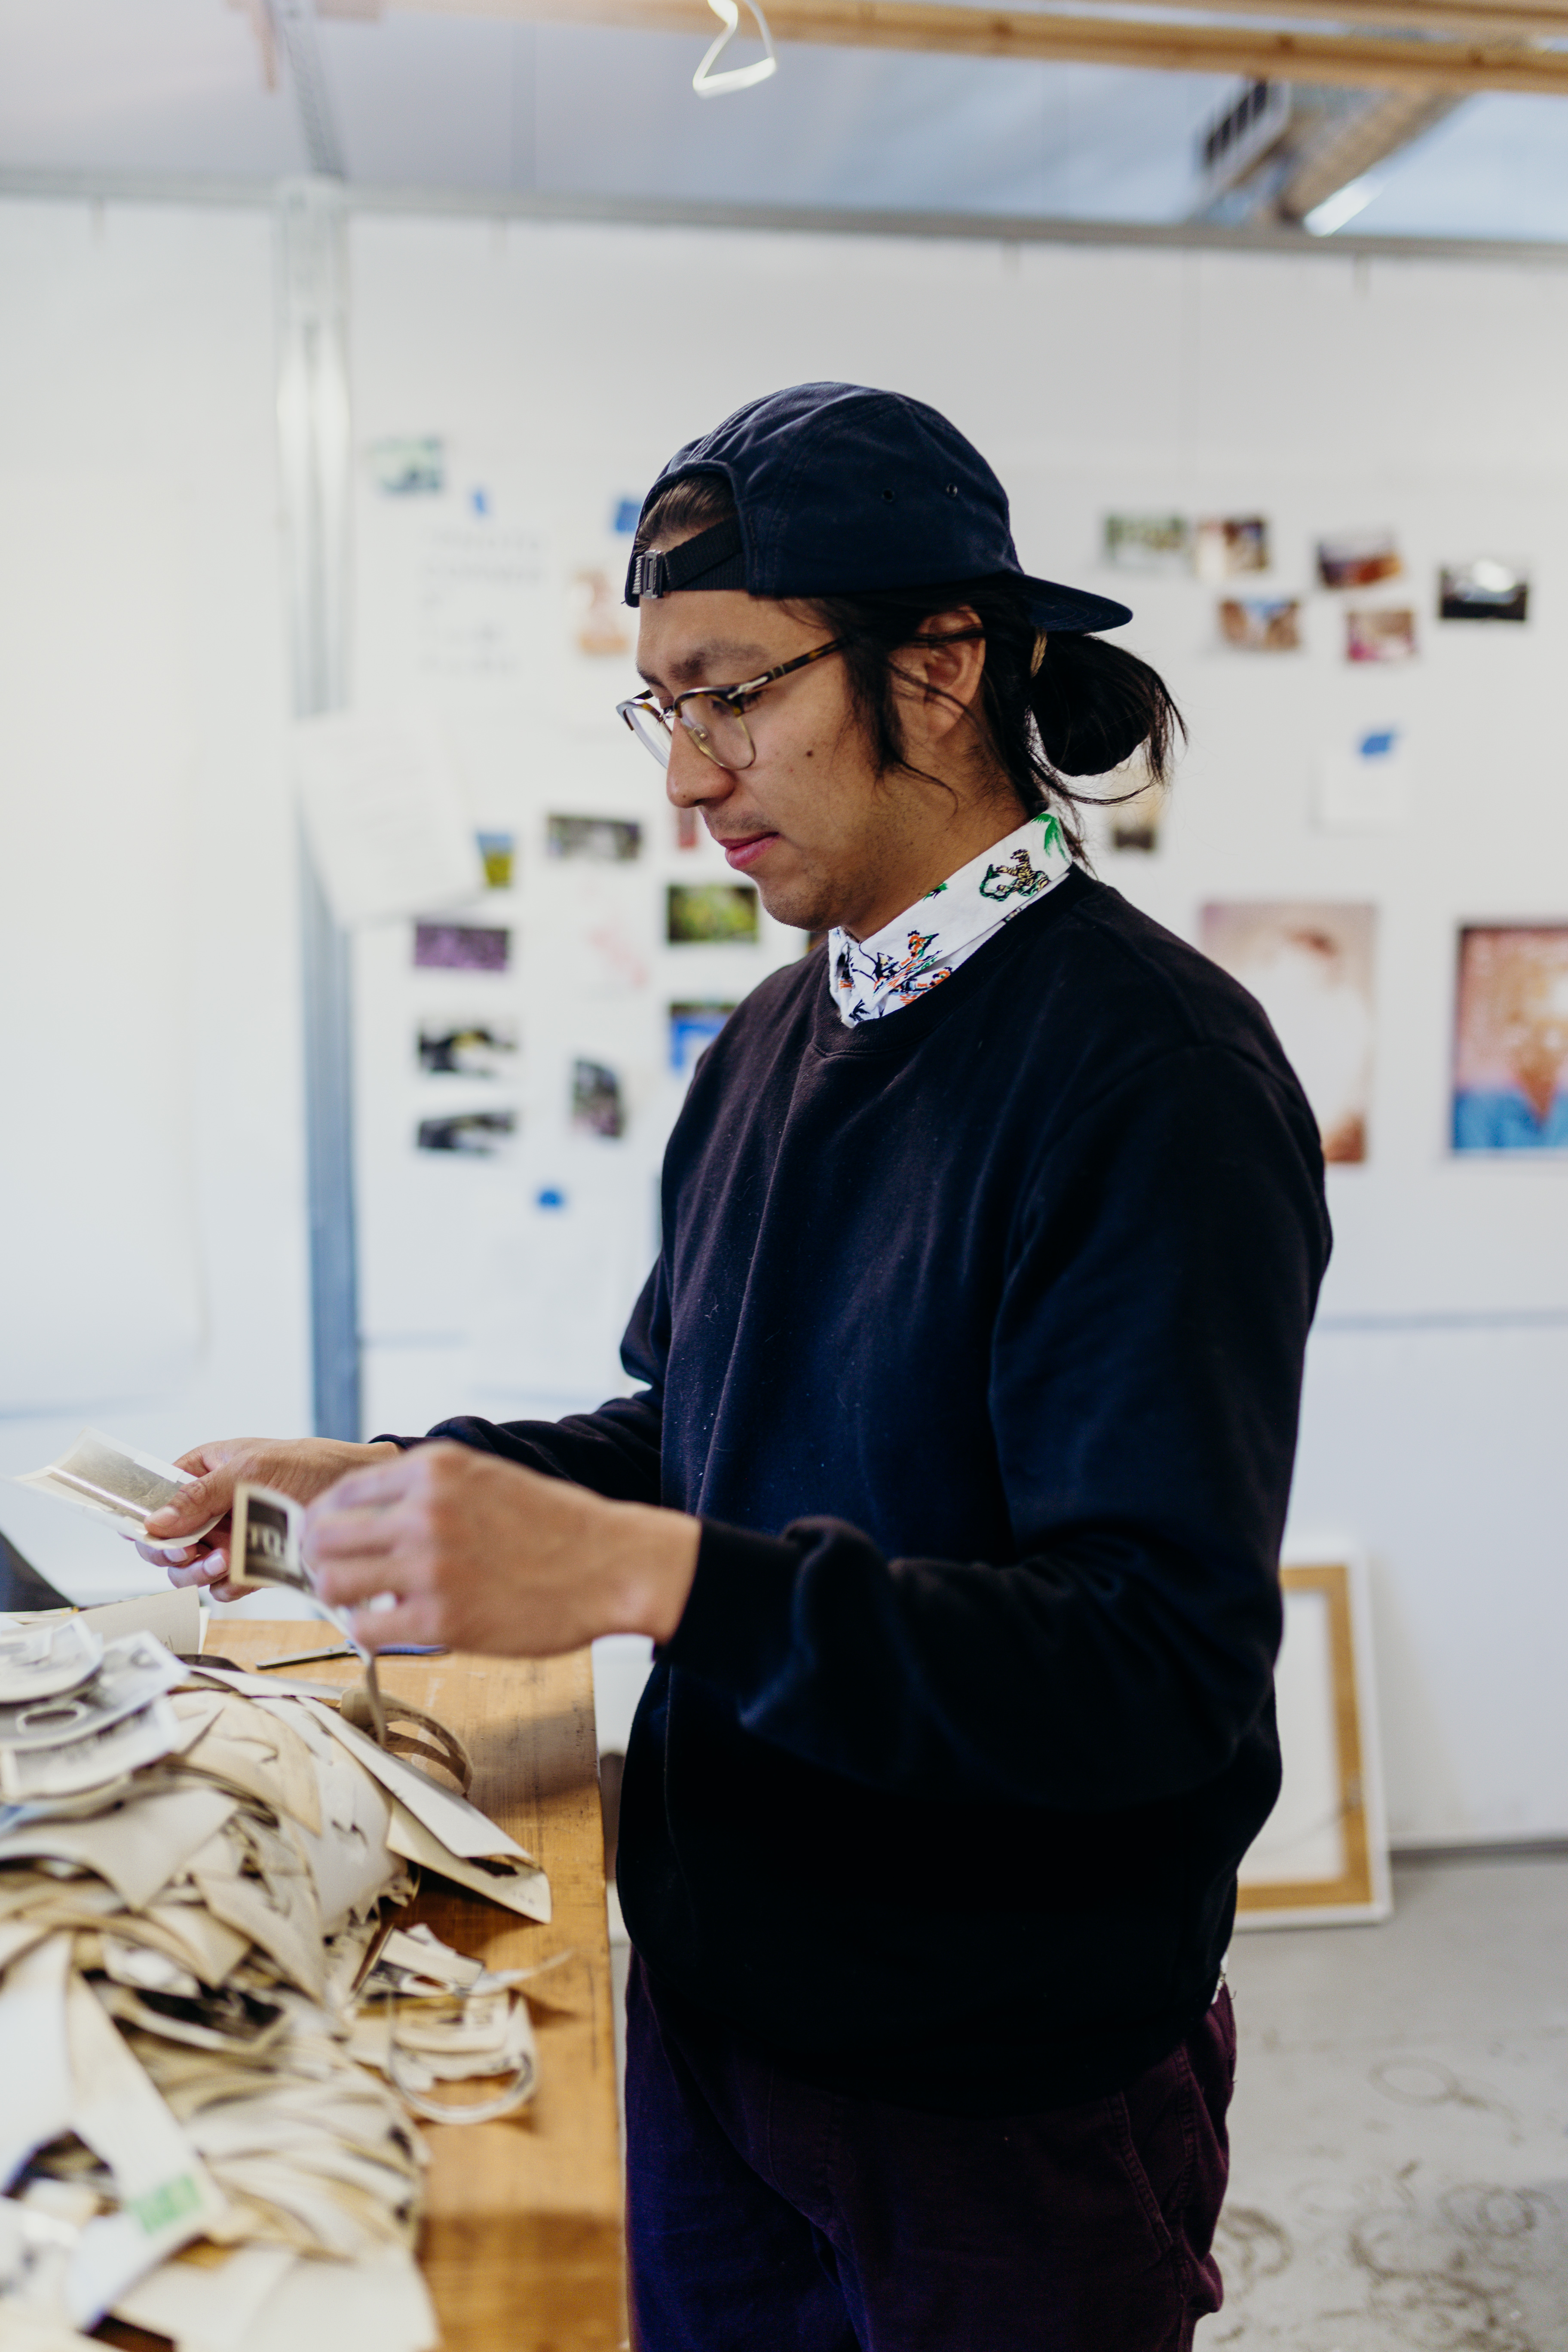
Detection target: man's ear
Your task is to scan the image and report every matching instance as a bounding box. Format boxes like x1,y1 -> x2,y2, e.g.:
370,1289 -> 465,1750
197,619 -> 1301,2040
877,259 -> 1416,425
896,608 -> 987,752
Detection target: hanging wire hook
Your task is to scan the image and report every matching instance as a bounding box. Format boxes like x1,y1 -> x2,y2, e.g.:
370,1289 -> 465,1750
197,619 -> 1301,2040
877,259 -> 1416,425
693,0 -> 778,98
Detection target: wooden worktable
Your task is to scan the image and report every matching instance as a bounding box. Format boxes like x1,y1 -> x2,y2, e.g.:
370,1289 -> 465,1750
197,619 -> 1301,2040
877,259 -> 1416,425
223,1623 -> 625,2352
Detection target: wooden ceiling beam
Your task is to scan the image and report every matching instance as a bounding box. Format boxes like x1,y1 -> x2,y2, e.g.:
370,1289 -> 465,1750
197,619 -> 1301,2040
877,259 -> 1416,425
381,1 -> 1568,97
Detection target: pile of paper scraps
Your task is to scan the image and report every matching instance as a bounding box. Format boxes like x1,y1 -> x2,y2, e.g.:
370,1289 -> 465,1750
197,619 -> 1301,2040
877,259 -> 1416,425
0,1602 -> 553,2352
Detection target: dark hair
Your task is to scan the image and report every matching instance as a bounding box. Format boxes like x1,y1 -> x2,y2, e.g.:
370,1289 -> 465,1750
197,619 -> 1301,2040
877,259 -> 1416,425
636,476 -> 1184,854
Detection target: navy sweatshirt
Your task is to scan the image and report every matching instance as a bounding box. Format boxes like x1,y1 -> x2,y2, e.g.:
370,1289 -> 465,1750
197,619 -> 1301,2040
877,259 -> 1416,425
415,868 -> 1331,2114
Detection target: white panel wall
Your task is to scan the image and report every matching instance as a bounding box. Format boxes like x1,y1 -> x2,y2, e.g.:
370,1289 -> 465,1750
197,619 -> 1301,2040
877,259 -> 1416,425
347,215 -> 1568,1842
0,199 -> 311,1602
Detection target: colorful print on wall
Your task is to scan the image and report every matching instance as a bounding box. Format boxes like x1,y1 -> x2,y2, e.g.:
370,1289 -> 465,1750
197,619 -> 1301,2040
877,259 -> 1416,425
1219,597 -> 1300,652
669,1002 -> 735,1075
413,922 -> 510,974
572,1059 -> 625,1139
1201,901 -> 1376,1164
416,1109 -> 517,1155
1346,608 -> 1417,665
1102,514 -> 1192,573
475,830 -> 515,888
1439,560 -> 1529,624
667,883 -> 760,945
1194,516 -> 1269,583
1316,531 -> 1402,591
368,435 -> 444,496
416,1021 -> 517,1078
547,815 -> 642,863
1452,926 -> 1568,1150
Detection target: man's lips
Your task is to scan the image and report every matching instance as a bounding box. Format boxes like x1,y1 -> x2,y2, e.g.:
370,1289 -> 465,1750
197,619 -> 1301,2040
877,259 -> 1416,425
713,830 -> 778,871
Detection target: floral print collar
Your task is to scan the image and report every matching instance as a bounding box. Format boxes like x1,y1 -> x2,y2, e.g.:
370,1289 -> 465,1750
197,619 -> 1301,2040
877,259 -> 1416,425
829,807 -> 1074,1027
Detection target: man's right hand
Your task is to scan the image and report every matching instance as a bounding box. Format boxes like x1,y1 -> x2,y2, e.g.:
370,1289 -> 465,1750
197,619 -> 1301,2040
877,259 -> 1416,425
136,1437 -> 399,1600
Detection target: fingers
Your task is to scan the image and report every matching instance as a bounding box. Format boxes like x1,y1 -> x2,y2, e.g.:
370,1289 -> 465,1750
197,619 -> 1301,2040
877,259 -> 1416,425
145,1473 -> 232,1540
313,1452 -> 421,1516
166,1547 -> 231,1589
348,1595 -> 444,1651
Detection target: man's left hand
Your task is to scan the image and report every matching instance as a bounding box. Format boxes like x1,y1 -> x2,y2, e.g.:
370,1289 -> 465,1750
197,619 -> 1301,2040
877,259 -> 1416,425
304,1441 -> 700,1655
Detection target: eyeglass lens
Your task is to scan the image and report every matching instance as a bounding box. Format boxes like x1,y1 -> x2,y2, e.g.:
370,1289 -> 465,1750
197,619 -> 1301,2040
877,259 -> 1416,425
625,695 -> 755,772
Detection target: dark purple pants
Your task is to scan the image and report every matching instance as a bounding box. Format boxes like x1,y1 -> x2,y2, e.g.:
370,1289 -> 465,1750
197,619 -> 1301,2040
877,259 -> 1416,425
625,1956 -> 1235,2352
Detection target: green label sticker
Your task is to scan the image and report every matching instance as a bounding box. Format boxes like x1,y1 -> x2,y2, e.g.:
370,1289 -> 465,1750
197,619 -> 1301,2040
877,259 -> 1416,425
130,2172 -> 202,2236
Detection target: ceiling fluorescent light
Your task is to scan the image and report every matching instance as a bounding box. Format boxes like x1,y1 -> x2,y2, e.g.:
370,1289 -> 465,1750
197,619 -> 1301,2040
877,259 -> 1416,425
1304,173 -> 1384,236
694,0 -> 778,97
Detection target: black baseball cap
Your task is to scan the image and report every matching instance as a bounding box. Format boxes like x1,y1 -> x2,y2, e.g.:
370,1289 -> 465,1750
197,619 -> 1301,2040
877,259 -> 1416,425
624,380 -> 1131,635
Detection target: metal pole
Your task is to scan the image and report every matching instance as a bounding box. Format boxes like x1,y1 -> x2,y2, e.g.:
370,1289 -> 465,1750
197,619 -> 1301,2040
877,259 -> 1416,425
276,173 -> 361,1439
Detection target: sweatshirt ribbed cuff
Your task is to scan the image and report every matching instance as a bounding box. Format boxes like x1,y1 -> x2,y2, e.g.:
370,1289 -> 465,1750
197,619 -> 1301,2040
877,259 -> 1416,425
661,1518 -> 804,1692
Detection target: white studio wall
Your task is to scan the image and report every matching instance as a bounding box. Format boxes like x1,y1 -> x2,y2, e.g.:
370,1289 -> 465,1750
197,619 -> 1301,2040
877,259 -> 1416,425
0,198 -> 312,1601
1,193 -> 1565,1844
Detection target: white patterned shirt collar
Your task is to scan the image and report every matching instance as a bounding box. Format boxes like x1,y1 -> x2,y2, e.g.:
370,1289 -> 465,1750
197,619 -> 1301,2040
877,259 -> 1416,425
829,808 -> 1074,1028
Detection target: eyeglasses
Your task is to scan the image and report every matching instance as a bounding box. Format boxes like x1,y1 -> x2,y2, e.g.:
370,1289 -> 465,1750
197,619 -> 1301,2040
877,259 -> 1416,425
616,637 -> 848,772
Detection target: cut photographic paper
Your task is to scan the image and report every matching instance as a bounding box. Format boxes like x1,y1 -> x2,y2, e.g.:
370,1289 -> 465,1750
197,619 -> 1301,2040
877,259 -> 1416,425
1316,532 -> 1401,591
1439,560 -> 1529,623
669,1002 -> 735,1075
1219,597 -> 1300,653
1194,516 -> 1269,583
1452,926 -> 1568,1150
1201,902 -> 1376,1164
547,815 -> 642,863
668,884 -> 760,946
413,923 -> 510,974
1102,514 -> 1191,573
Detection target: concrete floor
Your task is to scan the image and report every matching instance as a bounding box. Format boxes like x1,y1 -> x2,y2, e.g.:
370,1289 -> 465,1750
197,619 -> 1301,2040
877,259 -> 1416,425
608,1852 -> 1568,2346
1205,1851 -> 1568,2350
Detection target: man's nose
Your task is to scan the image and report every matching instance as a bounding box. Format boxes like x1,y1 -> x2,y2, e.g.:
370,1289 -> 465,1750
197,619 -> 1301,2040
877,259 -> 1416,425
666,724 -> 735,807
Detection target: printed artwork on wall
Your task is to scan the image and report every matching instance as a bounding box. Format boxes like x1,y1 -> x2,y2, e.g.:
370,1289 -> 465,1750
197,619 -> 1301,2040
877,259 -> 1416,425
1316,531 -> 1402,590
547,815 -> 642,863
1439,560 -> 1529,623
1346,608 -> 1416,664
1201,901 -> 1377,1164
475,830 -> 515,888
416,1021 -> 517,1077
413,922 -> 510,974
1452,926 -> 1568,1150
1194,515 -> 1269,583
1103,514 -> 1191,573
1219,597 -> 1300,652
416,1109 -> 517,1155
368,435 -> 444,496
669,1002 -> 735,1074
668,883 -> 760,945
572,1058 -> 625,1139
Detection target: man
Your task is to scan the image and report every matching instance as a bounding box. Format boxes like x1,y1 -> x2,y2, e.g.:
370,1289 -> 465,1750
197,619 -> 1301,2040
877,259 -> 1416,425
147,383 -> 1329,2349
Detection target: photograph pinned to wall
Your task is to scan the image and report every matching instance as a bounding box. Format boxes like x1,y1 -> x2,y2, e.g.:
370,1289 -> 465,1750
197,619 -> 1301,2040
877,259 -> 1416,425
1219,597 -> 1301,652
547,814 -> 642,864
1315,729 -> 1411,834
1104,756 -> 1166,854
570,568 -> 632,659
1102,514 -> 1191,574
476,831 -> 514,888
413,921 -> 510,974
1200,901 -> 1376,1163
1439,559 -> 1529,623
1346,607 -> 1417,664
368,435 -> 444,497
1194,515 -> 1268,583
668,883 -> 760,945
417,1020 -> 518,1078
416,1110 -> 517,1155
674,808 -> 702,851
1452,925 -> 1568,1150
572,1059 -> 625,1139
669,1002 -> 735,1075
1316,530 -> 1401,591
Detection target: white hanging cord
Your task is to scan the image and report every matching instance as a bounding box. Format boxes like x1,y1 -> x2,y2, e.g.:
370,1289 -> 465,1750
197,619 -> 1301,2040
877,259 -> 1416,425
693,0 -> 778,97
